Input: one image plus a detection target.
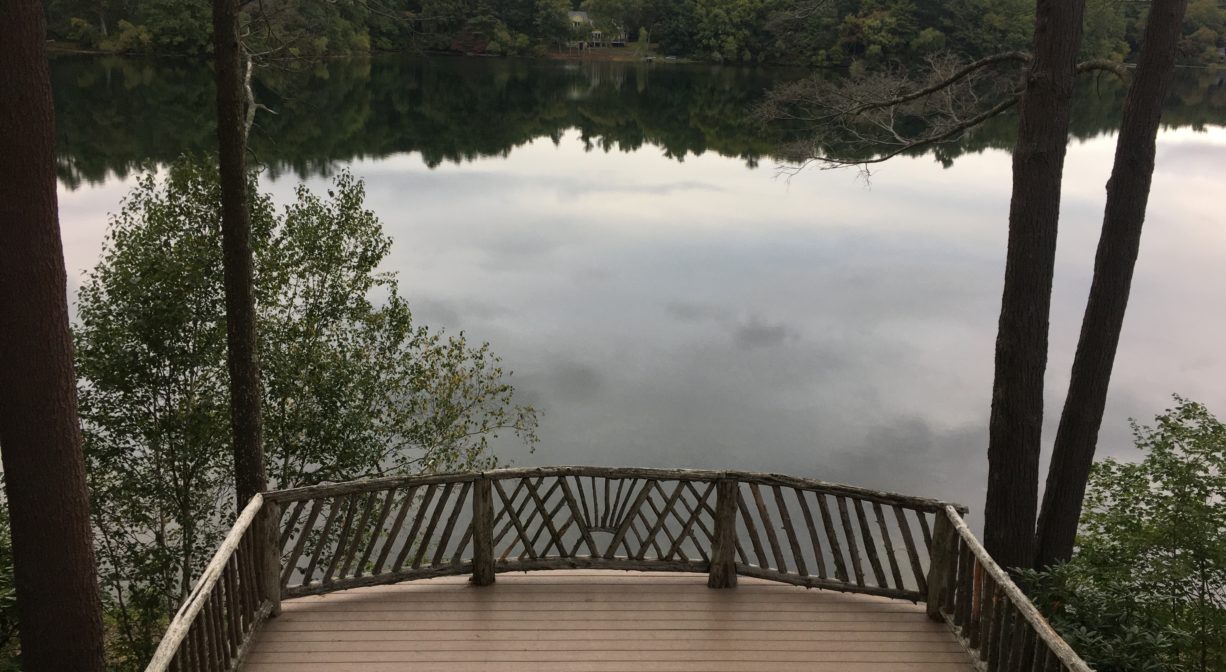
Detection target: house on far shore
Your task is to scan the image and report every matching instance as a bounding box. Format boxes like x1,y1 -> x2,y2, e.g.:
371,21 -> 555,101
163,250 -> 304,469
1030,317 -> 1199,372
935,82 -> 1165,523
568,11 -> 591,30
567,10 -> 627,48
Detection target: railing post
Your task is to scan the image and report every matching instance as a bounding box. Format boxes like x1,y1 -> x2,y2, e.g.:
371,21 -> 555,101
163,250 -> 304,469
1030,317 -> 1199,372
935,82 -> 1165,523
707,478 -> 738,589
261,500 -> 282,616
926,507 -> 955,621
472,476 -> 495,586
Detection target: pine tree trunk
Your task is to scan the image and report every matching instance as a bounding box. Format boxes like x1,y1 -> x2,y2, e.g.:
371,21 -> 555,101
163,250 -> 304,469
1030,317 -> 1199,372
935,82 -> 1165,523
983,0 -> 1086,572
1034,0 -> 1190,570
213,0 -> 267,506
0,3 -> 106,669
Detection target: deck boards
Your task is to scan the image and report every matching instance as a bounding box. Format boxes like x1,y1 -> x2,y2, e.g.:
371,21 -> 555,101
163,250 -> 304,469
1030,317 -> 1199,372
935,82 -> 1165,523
243,570 -> 973,672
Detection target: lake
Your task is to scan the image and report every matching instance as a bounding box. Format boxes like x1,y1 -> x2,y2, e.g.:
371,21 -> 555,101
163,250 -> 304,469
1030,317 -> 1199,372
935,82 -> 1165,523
52,54 -> 1226,519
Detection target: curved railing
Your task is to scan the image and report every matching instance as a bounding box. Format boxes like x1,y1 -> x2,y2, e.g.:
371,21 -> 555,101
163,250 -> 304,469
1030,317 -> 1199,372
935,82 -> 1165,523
927,505 -> 1094,672
148,467 -> 1095,672
264,466 -> 966,601
145,494 -> 280,672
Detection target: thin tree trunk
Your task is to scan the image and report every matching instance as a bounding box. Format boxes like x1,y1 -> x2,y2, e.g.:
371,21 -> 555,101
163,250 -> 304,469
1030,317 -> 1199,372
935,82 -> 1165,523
1034,0 -> 1190,570
0,2 -> 106,669
983,0 -> 1086,572
213,0 -> 267,507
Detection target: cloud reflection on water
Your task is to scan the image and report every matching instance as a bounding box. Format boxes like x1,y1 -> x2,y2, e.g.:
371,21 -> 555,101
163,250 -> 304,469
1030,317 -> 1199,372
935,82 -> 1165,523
57,125 -> 1226,522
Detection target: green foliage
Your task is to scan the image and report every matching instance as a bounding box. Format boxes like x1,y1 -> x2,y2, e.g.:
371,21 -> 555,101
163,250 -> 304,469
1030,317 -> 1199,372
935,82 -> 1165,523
75,157 -> 538,669
653,0 -> 700,55
99,20 -> 154,53
839,0 -> 917,60
534,0 -> 574,46
692,0 -> 771,62
1183,0 -> 1226,65
1024,562 -> 1189,672
932,0 -> 1032,58
46,54 -> 1226,188
1080,0 -> 1129,62
65,16 -> 101,46
1023,397 -> 1226,672
42,0 -> 1218,64
129,0 -> 211,54
0,497 -> 20,671
581,0 -> 646,36
909,27 -> 946,54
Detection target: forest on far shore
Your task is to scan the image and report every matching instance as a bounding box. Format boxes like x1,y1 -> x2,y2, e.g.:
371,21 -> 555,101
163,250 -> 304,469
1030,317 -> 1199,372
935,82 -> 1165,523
44,0 -> 1226,66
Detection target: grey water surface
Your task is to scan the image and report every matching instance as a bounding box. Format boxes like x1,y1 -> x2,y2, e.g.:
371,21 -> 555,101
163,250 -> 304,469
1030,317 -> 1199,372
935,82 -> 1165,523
53,55 -> 1226,519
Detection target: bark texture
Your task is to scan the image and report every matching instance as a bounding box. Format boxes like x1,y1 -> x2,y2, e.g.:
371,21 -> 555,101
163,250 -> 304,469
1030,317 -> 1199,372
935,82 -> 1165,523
1035,0 -> 1190,570
984,0 -> 1086,571
213,0 -> 268,506
0,2 -> 107,668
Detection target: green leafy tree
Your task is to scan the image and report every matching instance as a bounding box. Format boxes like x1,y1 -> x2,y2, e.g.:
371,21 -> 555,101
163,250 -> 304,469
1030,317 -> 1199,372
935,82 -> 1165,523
909,26 -> 946,54
838,0 -> 917,60
1024,397 -> 1226,672
75,157 -> 538,668
1079,0 -> 1129,61
933,0 -> 1033,58
1182,0 -> 1226,63
131,0 -> 211,53
692,0 -> 771,62
534,0 -> 574,47
653,0 -> 700,55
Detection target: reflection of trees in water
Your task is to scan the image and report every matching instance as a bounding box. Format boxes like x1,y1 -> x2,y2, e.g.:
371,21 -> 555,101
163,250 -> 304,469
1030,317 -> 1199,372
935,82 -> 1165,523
52,54 -> 1226,188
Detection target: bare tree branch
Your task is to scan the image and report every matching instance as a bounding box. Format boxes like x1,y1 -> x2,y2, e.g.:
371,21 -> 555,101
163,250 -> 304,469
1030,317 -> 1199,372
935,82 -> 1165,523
1076,59 -> 1131,80
760,49 -> 1131,171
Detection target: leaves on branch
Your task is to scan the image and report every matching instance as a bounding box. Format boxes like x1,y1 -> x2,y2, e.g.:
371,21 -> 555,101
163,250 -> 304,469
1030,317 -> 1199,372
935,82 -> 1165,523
74,157 -> 539,667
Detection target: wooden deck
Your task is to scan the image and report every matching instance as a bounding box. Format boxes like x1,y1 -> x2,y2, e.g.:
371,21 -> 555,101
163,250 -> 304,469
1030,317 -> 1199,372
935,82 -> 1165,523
242,570 -> 973,672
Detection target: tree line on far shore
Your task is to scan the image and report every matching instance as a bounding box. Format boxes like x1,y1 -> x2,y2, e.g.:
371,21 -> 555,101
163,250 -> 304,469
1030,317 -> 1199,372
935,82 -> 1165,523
43,0 -> 1226,66
46,54 -> 1226,190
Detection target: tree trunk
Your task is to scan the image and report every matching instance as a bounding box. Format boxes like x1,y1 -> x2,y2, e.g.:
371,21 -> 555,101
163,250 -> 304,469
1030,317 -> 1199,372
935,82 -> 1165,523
983,0 -> 1086,572
213,0 -> 267,507
1034,0 -> 1190,570
0,3 -> 106,669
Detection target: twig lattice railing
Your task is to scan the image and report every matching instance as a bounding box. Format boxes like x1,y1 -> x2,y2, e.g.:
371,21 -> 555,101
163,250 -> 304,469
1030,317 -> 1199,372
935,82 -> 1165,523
927,505 -> 1093,672
264,467 -> 966,601
148,467 -> 1094,672
725,473 -> 953,599
145,494 -> 280,672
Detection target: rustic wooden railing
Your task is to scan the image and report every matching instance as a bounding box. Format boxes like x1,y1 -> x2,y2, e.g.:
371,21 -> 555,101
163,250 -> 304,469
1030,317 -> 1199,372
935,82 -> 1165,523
263,466 -> 966,601
148,467 -> 1093,671
926,505 -> 1093,672
145,494 -> 281,672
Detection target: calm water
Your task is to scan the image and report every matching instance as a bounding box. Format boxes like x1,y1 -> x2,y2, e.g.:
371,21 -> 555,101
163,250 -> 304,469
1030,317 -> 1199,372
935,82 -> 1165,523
52,55 -> 1226,517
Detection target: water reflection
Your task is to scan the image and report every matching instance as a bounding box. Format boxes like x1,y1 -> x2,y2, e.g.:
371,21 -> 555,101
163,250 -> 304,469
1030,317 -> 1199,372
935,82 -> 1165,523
53,54 -> 1226,185
52,56 -> 1226,523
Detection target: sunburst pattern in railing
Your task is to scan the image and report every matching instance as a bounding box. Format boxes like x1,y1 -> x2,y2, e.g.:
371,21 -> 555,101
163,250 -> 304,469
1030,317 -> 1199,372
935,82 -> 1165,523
263,467 -> 962,600
145,467 -> 1096,672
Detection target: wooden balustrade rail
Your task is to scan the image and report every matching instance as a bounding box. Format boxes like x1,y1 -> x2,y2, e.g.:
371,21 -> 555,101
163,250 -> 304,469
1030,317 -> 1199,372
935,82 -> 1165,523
926,505 -> 1094,672
146,467 -> 1092,672
263,466 -> 966,600
145,494 -> 281,672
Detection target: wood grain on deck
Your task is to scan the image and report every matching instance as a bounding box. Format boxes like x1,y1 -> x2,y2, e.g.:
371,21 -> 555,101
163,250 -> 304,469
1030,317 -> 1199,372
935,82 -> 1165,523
243,570 -> 973,672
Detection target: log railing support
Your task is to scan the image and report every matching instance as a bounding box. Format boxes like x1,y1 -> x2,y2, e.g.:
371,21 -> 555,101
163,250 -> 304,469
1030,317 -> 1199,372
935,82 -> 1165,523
152,469 -> 1104,669
926,509 -> 955,621
260,500 -> 282,616
931,505 -> 1094,672
472,476 -> 495,586
707,479 -> 738,589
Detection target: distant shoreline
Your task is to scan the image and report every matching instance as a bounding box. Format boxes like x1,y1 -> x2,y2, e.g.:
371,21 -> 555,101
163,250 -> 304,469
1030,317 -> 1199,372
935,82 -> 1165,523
44,39 -> 701,65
